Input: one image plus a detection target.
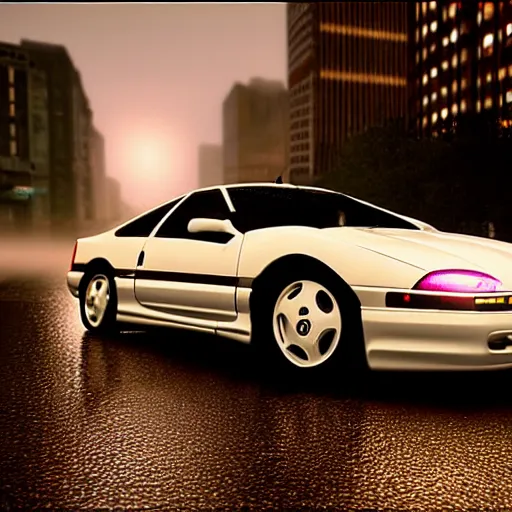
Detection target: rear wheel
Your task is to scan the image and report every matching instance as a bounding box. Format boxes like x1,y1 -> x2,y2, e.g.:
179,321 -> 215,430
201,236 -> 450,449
79,269 -> 118,333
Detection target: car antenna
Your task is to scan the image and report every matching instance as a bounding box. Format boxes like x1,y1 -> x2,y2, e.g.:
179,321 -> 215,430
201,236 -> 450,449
275,176 -> 283,184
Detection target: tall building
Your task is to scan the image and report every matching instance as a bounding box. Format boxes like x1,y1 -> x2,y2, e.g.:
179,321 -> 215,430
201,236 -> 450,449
222,78 -> 289,184
0,42 -> 37,231
89,126 -> 107,222
198,143 -> 223,188
412,1 -> 512,137
287,2 -> 410,184
20,39 -> 94,232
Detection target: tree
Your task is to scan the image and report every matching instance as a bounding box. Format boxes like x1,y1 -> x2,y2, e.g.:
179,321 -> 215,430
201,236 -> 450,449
317,121 -> 504,237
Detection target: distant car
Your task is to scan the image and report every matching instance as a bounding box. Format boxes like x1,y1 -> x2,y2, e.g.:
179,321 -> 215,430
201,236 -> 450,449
67,183 -> 512,372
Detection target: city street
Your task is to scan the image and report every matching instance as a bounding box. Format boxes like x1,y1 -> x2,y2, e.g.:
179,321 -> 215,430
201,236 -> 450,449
2,241 -> 512,510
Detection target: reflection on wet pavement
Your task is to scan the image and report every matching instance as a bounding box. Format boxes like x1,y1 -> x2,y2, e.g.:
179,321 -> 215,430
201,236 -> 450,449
1,274 -> 512,510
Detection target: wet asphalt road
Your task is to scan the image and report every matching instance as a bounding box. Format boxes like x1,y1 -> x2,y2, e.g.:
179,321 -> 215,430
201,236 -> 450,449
3,253 -> 512,509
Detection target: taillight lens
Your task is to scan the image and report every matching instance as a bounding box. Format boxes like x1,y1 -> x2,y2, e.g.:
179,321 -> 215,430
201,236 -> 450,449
413,270 -> 503,293
69,241 -> 78,271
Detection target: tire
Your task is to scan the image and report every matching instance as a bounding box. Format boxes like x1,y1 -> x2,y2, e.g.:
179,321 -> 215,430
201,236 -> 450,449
79,268 -> 118,333
251,267 -> 366,374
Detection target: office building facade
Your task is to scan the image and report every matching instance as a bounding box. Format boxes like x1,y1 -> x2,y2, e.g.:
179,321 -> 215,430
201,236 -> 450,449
412,1 -> 512,137
287,2 -> 410,184
223,78 -> 289,184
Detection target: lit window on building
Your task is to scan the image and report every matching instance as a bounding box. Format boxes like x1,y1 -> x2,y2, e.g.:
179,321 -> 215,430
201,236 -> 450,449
448,3 -> 457,18
478,47 -> 482,58
432,92 -> 438,102
430,43 -> 436,53
500,96 -> 504,107
450,28 -> 458,43
423,47 -> 428,59
461,78 -> 468,89
7,66 -> 14,84
461,99 -> 467,112
423,116 -> 428,127
442,60 -> 449,70
483,33 -> 494,48
507,90 -> 512,103
441,108 -> 449,119
477,100 -> 482,112
431,21 -> 438,32
452,81 -> 458,93
477,76 -> 482,87
423,73 -> 429,85
423,2 -> 428,15
483,2 -> 494,20
9,140 -> 17,156
416,28 -> 420,41
442,86 -> 448,97
8,87 -> 15,102
423,24 -> 428,37
484,97 -> 492,109
477,11 -> 483,25
9,124 -> 15,138
443,36 -> 449,46
461,49 -> 468,62
431,67 -> 438,78
8,104 -> 15,117
507,23 -> 512,36
452,103 -> 459,115
432,112 -> 439,123
452,54 -> 458,67
509,64 -> 512,76
416,3 -> 420,19
416,51 -> 420,63
423,95 -> 429,106
499,67 -> 506,80
486,72 -> 492,83
443,7 -> 448,21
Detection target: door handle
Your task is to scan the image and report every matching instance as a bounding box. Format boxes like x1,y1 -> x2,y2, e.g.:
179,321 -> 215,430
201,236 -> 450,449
137,250 -> 145,267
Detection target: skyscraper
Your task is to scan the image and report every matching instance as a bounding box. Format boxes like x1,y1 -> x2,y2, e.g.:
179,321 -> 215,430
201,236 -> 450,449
412,1 -> 512,138
287,2 -> 410,184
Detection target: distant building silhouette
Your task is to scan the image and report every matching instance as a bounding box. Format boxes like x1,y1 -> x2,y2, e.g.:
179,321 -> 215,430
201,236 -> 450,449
222,77 -> 289,184
21,39 -> 94,233
89,126 -> 107,222
411,1 -> 512,138
198,143 -> 223,188
105,176 -> 121,222
287,2 -> 410,184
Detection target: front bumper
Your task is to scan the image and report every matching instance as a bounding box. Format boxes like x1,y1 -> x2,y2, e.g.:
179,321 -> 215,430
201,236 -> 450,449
362,307 -> 512,371
67,271 -> 84,298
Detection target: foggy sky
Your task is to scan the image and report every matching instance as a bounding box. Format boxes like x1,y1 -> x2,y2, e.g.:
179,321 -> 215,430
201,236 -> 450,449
0,3 -> 286,209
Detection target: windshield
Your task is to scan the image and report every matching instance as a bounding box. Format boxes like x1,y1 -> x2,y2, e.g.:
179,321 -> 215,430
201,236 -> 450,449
227,186 -> 419,233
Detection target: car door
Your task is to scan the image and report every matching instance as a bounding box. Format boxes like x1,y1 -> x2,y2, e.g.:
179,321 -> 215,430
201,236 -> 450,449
134,188 -> 243,326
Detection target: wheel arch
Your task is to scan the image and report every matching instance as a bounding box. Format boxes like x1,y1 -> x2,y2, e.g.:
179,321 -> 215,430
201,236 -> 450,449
79,258 -> 116,293
249,253 -> 361,310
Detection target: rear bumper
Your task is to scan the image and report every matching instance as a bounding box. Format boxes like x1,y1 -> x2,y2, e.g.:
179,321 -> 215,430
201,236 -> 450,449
362,307 -> 512,371
67,271 -> 84,298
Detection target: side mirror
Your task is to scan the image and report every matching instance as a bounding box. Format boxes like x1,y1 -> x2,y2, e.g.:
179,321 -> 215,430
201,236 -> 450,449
187,218 -> 239,236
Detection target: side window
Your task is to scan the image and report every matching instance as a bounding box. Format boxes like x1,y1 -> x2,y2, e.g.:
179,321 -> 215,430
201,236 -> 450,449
115,197 -> 182,237
228,187 -> 310,233
155,189 -> 232,244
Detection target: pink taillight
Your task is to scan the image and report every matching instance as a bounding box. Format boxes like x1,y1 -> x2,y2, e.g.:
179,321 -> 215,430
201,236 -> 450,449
414,270 -> 503,293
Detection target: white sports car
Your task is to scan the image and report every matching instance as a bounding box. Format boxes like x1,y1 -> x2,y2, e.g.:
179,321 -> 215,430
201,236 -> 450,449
67,183 -> 512,372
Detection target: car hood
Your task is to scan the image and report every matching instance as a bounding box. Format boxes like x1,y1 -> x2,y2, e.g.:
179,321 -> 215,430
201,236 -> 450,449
324,227 -> 512,289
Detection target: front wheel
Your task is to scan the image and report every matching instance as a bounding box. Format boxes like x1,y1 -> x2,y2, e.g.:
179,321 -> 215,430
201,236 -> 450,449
252,269 -> 363,373
79,270 -> 118,333
272,279 -> 342,368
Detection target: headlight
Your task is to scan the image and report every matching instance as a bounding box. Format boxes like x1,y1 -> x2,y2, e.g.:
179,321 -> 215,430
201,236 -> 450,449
413,270 -> 503,293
